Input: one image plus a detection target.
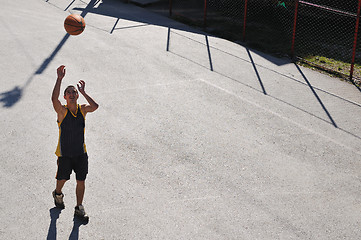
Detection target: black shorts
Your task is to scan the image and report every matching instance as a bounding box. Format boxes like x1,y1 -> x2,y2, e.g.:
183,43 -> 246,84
56,153 -> 88,181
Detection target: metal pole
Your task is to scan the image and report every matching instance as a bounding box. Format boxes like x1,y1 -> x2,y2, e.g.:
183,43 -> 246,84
291,0 -> 299,58
350,0 -> 361,81
242,0 -> 248,42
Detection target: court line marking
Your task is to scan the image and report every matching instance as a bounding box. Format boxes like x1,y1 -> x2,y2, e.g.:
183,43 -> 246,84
198,78 -> 361,156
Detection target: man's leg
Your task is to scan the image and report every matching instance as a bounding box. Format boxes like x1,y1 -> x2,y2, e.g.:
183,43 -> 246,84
53,179 -> 67,209
74,154 -> 88,206
74,154 -> 89,221
74,180 -> 89,221
56,179 -> 67,194
76,180 -> 85,206
55,156 -> 71,195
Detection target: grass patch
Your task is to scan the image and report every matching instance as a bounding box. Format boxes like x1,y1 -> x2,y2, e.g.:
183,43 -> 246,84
297,55 -> 361,86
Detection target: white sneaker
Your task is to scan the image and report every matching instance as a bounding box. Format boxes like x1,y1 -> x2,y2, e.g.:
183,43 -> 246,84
74,204 -> 89,221
52,190 -> 65,209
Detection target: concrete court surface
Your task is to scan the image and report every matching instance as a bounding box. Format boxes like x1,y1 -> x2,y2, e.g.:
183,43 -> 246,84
0,0 -> 361,239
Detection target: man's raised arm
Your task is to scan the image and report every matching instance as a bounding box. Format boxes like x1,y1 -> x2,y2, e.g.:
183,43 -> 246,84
78,80 -> 99,114
52,65 -> 65,113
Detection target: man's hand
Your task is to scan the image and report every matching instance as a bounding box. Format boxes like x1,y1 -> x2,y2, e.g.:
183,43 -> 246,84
57,65 -> 66,80
77,80 -> 99,114
77,80 -> 86,95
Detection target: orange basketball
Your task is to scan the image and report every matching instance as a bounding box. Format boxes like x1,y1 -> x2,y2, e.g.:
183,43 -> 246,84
64,14 -> 85,35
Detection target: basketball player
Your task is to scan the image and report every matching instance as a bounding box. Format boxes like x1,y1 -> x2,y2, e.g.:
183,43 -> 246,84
51,65 -> 98,221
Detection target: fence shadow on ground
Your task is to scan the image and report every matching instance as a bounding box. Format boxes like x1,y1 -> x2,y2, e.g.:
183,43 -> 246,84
146,0 -> 361,84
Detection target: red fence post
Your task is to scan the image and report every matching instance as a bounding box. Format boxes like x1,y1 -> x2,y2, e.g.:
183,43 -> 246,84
242,0 -> 248,42
169,0 -> 172,16
291,0 -> 299,58
204,0 -> 207,28
350,0 -> 361,81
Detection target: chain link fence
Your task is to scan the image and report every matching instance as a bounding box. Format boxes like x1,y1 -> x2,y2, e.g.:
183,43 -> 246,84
242,1 -> 294,56
145,0 -> 361,85
293,1 -> 359,82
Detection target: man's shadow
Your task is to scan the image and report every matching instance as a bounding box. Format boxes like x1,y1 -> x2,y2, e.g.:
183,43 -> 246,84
46,207 -> 88,240
46,207 -> 62,240
69,216 -> 89,240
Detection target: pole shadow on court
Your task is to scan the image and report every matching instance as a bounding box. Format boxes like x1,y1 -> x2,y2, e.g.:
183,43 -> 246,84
166,27 -> 214,71
246,47 -> 267,95
294,63 -> 338,128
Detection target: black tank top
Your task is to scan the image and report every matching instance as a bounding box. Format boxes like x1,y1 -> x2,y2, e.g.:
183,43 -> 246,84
56,105 -> 86,157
